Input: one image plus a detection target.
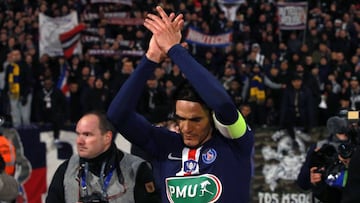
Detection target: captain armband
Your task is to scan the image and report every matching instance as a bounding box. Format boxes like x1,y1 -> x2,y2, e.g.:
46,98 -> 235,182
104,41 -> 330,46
213,110 -> 247,139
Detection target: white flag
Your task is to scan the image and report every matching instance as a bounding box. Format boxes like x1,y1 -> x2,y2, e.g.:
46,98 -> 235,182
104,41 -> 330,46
39,11 -> 82,58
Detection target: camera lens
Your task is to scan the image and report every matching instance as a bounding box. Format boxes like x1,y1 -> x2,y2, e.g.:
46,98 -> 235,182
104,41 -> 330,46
79,192 -> 108,203
338,143 -> 353,159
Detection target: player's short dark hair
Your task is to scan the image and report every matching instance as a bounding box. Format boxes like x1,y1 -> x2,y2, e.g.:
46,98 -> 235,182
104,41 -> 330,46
172,81 -> 205,104
171,80 -> 211,117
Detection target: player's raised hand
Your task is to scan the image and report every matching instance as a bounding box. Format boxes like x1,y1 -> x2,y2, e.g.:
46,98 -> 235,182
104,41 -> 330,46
144,6 -> 184,53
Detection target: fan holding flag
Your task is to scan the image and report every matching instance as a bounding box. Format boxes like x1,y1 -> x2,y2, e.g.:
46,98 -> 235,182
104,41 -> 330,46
33,76 -> 68,147
56,56 -> 71,100
217,0 -> 245,21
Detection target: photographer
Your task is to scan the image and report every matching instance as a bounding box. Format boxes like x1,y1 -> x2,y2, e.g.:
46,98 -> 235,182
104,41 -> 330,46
46,111 -> 161,203
0,115 -> 31,202
297,116 -> 350,203
0,154 -> 19,202
341,115 -> 360,203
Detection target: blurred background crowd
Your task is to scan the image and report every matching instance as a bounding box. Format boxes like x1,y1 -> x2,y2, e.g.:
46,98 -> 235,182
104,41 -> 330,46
0,0 -> 359,135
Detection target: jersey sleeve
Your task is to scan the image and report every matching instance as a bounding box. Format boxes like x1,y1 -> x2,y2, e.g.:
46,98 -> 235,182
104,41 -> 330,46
107,57 -> 179,156
107,57 -> 157,142
213,110 -> 247,139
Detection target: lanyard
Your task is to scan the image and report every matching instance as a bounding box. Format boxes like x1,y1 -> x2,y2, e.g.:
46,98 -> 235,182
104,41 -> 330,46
80,161 -> 115,198
100,161 -> 114,198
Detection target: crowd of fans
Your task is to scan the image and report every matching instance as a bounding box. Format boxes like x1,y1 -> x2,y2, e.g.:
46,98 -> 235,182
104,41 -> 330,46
0,0 -> 359,135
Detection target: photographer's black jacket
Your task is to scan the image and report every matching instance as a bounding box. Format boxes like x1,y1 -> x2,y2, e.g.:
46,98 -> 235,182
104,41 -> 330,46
296,142 -> 342,203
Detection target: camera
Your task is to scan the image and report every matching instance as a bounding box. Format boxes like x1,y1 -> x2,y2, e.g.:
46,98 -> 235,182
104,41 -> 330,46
309,144 -> 338,170
78,192 -> 109,203
323,160 -> 347,188
338,142 -> 354,159
309,142 -> 354,188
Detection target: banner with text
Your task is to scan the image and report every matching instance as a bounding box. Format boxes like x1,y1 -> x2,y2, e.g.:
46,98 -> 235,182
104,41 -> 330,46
87,49 -> 144,57
90,0 -> 132,5
185,27 -> 233,47
277,2 -> 308,30
107,17 -> 143,26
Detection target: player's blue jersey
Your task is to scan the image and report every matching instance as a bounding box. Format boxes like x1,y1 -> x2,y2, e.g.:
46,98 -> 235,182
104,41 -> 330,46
149,126 -> 254,203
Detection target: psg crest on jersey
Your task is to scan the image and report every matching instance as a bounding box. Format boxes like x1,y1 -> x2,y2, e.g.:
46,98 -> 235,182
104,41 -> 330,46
202,148 -> 217,164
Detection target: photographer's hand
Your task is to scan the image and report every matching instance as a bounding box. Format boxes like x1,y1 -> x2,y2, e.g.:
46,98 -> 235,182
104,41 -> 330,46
338,154 -> 350,168
310,167 -> 323,185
